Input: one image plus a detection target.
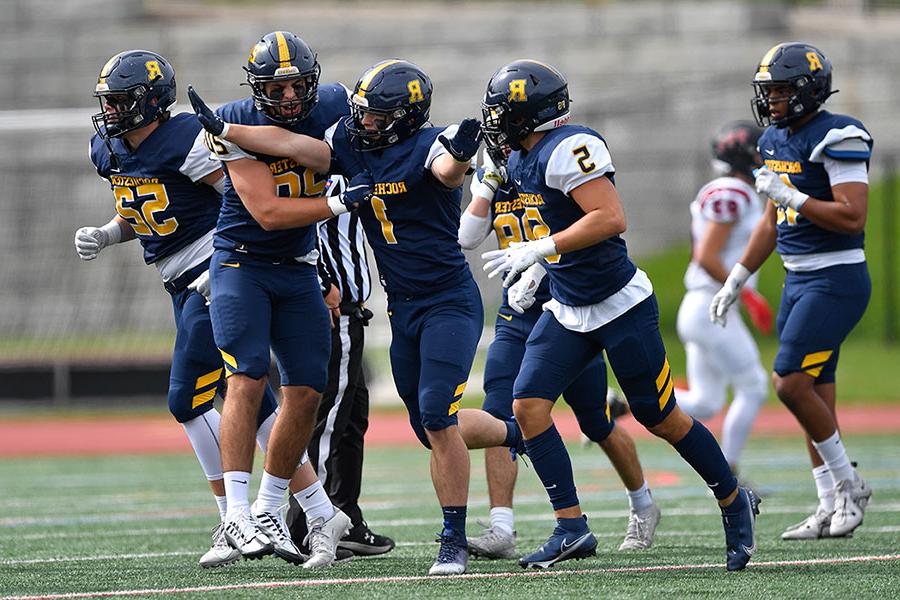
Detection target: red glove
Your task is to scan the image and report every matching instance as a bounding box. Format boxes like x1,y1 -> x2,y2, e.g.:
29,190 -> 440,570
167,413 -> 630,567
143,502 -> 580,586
740,288 -> 772,334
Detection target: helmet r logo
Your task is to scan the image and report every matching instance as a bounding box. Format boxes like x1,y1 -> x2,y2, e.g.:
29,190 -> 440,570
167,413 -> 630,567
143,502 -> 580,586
145,60 -> 162,81
806,52 -> 823,72
508,79 -> 527,102
408,80 -> 424,103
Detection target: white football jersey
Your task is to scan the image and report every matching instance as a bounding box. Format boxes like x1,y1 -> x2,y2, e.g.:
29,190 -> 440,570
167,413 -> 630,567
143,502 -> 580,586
684,176 -> 763,291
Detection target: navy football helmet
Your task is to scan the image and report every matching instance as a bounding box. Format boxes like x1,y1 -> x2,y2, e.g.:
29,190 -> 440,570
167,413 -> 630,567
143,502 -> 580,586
711,121 -> 762,179
244,31 -> 320,123
91,50 -> 176,140
751,42 -> 834,128
345,59 -> 433,151
481,60 -> 570,151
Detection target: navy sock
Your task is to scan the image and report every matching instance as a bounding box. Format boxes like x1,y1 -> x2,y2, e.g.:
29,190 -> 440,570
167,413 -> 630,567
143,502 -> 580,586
503,419 -> 522,448
673,419 -> 738,500
557,516 -> 589,533
441,505 -> 467,539
523,424 -> 579,511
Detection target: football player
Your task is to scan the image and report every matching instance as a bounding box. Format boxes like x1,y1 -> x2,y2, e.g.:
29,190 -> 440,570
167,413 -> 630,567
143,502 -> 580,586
674,122 -> 770,479
189,59 -> 528,576
459,144 -> 660,557
75,49 -> 340,569
193,31 -> 377,568
710,43 -> 873,540
480,60 -> 759,571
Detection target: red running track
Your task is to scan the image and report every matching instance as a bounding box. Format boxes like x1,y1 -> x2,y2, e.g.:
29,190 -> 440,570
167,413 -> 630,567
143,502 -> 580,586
0,405 -> 898,457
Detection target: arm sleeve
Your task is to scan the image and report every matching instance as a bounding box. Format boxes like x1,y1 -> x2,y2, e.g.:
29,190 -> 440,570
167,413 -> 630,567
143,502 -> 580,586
823,157 -> 869,186
458,210 -> 492,250
544,133 -> 615,194
204,132 -> 256,163
180,130 -> 223,181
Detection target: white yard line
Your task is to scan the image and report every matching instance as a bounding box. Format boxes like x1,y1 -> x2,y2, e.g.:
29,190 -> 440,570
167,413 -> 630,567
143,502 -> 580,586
2,554 -> 899,600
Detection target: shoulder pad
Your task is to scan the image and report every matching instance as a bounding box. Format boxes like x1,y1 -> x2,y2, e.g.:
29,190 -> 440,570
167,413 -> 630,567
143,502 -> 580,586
809,125 -> 872,163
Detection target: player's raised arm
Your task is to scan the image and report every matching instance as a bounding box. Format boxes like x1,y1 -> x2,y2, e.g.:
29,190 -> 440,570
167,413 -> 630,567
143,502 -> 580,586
188,86 -> 331,174
432,119 -> 483,188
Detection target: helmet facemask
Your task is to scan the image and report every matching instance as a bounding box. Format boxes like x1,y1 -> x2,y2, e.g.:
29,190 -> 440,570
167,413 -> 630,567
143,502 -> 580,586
245,64 -> 320,124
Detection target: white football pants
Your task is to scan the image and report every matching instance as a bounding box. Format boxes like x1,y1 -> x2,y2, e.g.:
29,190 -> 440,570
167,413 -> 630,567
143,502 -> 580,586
675,289 -> 768,466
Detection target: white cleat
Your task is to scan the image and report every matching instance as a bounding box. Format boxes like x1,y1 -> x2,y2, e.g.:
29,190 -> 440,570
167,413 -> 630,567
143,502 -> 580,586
303,509 -> 352,569
223,509 -> 274,560
198,523 -> 241,568
829,474 -> 872,537
467,523 -> 516,559
618,502 -> 661,550
781,506 -> 834,540
251,501 -> 306,565
429,533 -> 468,575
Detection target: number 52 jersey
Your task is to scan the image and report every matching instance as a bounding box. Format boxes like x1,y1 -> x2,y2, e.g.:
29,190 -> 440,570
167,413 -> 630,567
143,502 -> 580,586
90,113 -> 222,265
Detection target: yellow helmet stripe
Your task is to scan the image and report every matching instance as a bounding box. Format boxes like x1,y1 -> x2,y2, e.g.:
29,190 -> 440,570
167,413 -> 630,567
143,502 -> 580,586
275,31 -> 291,69
757,43 -> 785,74
98,53 -> 121,84
357,59 -> 403,98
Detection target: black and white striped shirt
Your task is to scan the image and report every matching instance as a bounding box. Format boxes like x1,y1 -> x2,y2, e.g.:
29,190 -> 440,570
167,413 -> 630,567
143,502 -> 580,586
318,177 -> 371,305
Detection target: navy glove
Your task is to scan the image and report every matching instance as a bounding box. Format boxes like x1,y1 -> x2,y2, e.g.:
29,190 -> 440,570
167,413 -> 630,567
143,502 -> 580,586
187,86 -> 226,137
328,171 -> 375,216
438,118 -> 484,162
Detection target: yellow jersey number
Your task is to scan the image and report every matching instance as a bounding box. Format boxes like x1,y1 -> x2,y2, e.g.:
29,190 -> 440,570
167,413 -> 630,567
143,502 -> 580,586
114,183 -> 178,236
772,173 -> 800,226
493,207 -> 560,263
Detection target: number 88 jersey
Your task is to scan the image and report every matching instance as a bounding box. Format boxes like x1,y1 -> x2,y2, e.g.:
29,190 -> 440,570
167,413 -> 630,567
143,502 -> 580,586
90,113 -> 222,265
506,124 -> 636,306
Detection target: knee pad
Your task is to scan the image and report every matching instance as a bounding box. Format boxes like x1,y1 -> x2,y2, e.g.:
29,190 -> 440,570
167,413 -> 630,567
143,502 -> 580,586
409,415 -> 432,449
732,364 -> 769,406
576,413 -> 614,443
167,381 -> 215,423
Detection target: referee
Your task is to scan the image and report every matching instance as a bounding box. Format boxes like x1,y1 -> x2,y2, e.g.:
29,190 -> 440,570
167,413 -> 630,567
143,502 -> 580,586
287,178 -> 395,556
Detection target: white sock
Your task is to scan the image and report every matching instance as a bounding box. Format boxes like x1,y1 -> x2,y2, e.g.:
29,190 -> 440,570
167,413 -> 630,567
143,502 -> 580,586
627,481 -> 654,512
812,465 -> 835,513
812,432 -> 854,484
293,481 -> 335,524
256,471 -> 291,513
214,494 -> 228,522
490,506 -> 515,536
224,471 -> 252,520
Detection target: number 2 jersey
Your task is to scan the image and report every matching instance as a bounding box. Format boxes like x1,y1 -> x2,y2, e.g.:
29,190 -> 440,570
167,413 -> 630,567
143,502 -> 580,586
327,120 -> 471,296
757,110 -> 873,271
90,112 -> 222,280
683,176 -> 763,292
211,84 -> 349,259
507,124 -> 643,310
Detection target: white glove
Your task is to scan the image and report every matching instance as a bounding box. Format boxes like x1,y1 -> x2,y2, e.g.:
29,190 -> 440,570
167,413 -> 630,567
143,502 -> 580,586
507,263 -> 547,313
74,220 -> 122,261
482,236 -> 557,287
709,263 -> 752,327
755,167 -> 809,211
469,148 -> 506,201
187,269 -> 211,304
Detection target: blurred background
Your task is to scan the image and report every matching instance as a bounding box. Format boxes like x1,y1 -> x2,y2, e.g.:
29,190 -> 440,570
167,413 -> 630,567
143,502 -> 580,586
0,0 -> 898,407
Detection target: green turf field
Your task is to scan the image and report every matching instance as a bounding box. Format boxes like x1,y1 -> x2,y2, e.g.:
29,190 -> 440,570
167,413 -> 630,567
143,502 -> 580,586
1,433 -> 898,599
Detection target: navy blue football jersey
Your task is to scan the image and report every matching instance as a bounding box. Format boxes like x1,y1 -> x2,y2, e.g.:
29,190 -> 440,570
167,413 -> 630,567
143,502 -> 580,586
487,177 -> 552,310
211,83 -> 349,258
758,110 -> 872,256
90,112 -> 221,264
329,120 -> 471,296
507,124 -> 635,306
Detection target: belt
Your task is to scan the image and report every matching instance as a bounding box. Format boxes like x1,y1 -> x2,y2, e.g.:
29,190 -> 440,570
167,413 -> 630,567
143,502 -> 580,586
164,259 -> 211,295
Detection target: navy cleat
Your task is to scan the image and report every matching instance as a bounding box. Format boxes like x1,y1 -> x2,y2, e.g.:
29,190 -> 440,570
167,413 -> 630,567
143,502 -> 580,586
519,517 -> 597,569
721,487 -> 760,571
429,532 -> 468,575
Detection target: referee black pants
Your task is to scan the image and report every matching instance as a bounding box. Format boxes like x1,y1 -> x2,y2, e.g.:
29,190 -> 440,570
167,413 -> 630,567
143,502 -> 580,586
288,312 -> 368,536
